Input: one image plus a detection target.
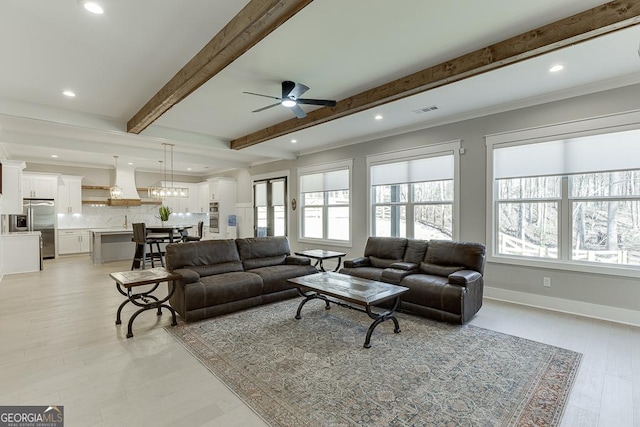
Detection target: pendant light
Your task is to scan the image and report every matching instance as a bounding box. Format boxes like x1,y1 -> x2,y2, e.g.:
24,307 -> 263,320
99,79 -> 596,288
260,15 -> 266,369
109,156 -> 123,199
148,143 -> 189,199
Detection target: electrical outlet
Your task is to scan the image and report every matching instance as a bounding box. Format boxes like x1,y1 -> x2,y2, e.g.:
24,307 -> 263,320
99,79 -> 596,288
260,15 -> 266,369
543,277 -> 551,288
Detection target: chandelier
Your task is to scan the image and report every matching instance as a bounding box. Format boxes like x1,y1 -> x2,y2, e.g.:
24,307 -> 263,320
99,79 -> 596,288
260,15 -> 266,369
148,143 -> 189,199
109,155 -> 123,199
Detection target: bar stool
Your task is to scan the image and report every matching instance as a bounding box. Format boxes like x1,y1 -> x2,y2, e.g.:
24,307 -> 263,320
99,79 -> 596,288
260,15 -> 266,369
181,221 -> 204,242
131,223 -> 165,270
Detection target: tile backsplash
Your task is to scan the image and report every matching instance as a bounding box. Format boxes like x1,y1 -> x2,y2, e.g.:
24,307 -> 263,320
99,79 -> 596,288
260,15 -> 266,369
57,204 -> 207,229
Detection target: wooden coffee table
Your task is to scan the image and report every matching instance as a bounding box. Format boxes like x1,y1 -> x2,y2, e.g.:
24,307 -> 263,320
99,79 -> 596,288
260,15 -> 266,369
287,272 -> 409,348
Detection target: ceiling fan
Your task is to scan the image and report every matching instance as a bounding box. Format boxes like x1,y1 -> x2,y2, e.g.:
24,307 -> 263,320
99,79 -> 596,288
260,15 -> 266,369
243,81 -> 336,118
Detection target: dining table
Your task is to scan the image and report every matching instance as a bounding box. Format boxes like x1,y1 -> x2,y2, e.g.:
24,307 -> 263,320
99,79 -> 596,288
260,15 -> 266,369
146,225 -> 193,243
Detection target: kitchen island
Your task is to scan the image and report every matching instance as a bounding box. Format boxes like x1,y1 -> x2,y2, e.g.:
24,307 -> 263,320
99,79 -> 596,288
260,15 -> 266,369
0,231 -> 42,274
90,228 -> 134,264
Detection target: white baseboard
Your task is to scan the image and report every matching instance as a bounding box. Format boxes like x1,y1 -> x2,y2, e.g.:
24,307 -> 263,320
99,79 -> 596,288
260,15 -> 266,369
484,286 -> 640,327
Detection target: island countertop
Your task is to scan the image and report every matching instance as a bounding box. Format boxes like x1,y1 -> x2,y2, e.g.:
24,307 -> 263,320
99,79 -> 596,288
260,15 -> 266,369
90,228 -> 133,234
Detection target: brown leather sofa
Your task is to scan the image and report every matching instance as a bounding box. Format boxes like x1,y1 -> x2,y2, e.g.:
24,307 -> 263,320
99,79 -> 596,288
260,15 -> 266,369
165,236 -> 317,321
340,237 -> 486,324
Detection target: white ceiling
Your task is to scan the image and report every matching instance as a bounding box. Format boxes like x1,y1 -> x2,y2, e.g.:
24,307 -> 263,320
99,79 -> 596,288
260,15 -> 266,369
1,0 -> 638,176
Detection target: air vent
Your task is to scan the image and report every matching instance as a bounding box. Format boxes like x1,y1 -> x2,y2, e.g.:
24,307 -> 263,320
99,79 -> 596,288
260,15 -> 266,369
413,105 -> 439,114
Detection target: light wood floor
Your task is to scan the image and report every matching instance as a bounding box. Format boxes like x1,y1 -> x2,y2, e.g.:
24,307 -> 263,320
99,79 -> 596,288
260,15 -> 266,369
0,255 -> 637,426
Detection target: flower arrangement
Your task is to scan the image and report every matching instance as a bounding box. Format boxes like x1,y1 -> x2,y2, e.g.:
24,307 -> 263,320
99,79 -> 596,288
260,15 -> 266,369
158,205 -> 171,222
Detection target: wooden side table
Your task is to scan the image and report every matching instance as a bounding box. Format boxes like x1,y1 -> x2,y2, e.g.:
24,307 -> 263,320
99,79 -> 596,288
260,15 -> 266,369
295,249 -> 347,272
109,268 -> 180,338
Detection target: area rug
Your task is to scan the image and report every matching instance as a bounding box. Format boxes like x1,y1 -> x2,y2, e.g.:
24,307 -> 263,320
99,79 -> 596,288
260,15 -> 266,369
166,299 -> 581,426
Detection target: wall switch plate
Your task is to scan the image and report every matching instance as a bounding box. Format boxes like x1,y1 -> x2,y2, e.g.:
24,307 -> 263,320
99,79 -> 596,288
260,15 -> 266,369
543,277 -> 551,287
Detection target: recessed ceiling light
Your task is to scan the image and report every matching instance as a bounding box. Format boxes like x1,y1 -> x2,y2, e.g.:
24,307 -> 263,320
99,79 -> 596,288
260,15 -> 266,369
374,115 -> 383,120
291,139 -> 297,144
79,1 -> 104,14
187,168 -> 192,171
62,90 -> 76,97
51,155 -> 58,158
127,162 -> 133,166
549,64 -> 564,73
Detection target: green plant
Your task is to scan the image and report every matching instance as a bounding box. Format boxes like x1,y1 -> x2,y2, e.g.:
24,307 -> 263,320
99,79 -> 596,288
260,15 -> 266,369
158,205 -> 171,222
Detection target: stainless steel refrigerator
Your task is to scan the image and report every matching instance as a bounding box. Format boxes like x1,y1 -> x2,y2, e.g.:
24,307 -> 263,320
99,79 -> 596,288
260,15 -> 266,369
22,199 -> 55,259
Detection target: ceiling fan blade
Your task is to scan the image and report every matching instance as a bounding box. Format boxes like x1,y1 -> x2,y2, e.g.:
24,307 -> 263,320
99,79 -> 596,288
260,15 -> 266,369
243,91 -> 281,100
288,83 -> 309,100
252,103 -> 280,113
296,98 -> 337,107
281,81 -> 296,99
290,104 -> 307,118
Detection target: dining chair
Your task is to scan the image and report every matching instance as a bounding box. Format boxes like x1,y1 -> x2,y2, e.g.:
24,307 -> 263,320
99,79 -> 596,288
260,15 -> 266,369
181,221 -> 204,242
131,223 -> 165,269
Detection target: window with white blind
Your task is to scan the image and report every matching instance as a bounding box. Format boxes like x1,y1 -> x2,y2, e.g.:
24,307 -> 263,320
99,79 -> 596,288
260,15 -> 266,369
367,142 -> 459,240
298,160 -> 351,244
487,113 -> 640,274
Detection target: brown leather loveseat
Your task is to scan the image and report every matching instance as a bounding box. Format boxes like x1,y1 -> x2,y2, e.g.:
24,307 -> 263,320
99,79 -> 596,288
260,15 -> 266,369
340,237 -> 486,324
165,236 -> 317,321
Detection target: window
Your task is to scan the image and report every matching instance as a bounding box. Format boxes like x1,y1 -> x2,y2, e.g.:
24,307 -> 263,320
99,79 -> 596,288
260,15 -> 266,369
254,177 -> 287,237
298,160 -> 351,244
368,143 -> 459,239
488,119 -> 640,273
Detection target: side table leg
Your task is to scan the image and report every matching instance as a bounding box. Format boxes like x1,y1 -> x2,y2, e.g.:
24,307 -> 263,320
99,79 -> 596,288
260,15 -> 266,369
115,298 -> 130,325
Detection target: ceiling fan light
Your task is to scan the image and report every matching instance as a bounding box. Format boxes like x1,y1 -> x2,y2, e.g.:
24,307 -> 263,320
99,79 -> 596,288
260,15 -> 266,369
281,99 -> 297,108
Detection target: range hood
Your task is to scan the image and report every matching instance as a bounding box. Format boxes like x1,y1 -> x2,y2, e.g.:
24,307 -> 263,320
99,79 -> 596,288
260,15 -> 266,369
108,165 -> 141,206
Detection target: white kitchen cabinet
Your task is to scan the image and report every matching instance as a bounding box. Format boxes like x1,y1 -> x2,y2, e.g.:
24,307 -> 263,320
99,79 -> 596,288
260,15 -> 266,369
0,232 -> 41,274
58,229 -> 91,254
0,160 -> 26,214
196,182 -> 210,213
23,173 -> 58,199
57,175 -> 83,214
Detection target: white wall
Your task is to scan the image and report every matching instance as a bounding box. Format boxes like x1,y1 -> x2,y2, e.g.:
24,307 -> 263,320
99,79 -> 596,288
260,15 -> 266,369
246,83 -> 640,319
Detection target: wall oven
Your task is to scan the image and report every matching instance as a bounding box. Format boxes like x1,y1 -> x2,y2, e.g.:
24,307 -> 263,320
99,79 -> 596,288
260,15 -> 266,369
209,201 -> 220,233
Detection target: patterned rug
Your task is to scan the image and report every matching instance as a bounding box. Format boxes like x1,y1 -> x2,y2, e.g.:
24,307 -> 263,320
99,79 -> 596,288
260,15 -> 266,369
166,299 -> 581,426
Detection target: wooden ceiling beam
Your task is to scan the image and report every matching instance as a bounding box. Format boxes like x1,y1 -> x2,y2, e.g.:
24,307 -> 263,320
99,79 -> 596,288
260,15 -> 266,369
231,0 -> 640,150
127,0 -> 313,134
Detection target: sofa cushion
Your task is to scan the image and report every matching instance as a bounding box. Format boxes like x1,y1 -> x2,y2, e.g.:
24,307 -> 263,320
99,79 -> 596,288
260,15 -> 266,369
338,266 -> 384,282
248,264 -> 317,294
184,271 -> 263,311
424,240 -> 486,274
364,237 -> 407,268
236,236 -> 291,270
400,274 -> 464,315
419,262 -> 465,276
166,239 -> 243,274
404,239 -> 429,264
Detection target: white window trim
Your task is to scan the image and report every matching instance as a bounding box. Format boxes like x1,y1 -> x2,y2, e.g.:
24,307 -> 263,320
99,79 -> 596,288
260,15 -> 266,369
485,108 -> 640,278
297,159 -> 353,247
366,140 -> 461,240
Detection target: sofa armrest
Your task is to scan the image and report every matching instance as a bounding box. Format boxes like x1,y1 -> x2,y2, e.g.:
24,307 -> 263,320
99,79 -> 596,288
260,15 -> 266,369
285,255 -> 311,266
448,270 -> 482,287
343,257 -> 370,268
389,262 -> 418,271
381,267 -> 417,285
172,268 -> 201,285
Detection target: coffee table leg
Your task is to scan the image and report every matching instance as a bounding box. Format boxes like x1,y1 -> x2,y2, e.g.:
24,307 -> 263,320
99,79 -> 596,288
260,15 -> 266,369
295,289 -> 330,319
363,297 -> 402,348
